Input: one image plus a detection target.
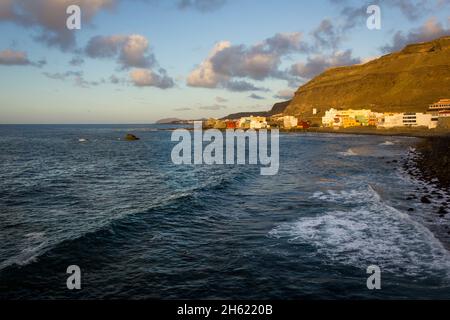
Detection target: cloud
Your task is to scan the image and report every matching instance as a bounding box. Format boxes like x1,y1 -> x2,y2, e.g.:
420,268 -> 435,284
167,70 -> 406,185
187,41 -> 231,88
311,19 -> 342,50
198,104 -> 227,110
109,74 -> 120,84
129,68 -> 174,89
0,49 -> 46,67
290,50 -> 360,79
174,107 -> 192,111
0,49 -> 30,65
384,0 -> 439,21
0,0 -> 115,51
274,89 -> 295,100
215,96 -> 228,103
85,34 -> 156,69
177,0 -> 226,12
331,0 -> 447,26
85,33 -> 174,89
43,70 -> 96,88
69,56 -> 84,66
381,17 -> 450,52
248,93 -> 265,100
224,80 -> 269,92
187,33 -> 308,91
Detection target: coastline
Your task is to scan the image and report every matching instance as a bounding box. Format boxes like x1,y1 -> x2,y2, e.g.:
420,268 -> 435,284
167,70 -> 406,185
402,135 -> 450,248
409,136 -> 450,192
296,127 -> 450,138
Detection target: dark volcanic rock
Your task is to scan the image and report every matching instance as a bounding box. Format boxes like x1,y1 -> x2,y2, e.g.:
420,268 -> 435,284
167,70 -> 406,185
420,196 -> 432,204
125,134 -> 140,141
413,137 -> 450,192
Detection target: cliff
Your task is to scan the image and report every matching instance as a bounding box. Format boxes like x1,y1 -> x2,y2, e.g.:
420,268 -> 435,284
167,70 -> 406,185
284,36 -> 450,124
222,100 -> 291,119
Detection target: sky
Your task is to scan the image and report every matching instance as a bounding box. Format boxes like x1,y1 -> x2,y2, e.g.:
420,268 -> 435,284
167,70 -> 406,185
0,0 -> 449,124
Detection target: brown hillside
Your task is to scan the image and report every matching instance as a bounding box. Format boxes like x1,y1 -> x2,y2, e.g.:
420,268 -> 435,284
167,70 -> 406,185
285,36 -> 450,124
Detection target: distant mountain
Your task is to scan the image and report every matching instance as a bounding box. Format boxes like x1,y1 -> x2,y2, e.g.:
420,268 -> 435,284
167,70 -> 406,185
284,36 -> 450,125
156,118 -> 182,124
222,100 -> 291,119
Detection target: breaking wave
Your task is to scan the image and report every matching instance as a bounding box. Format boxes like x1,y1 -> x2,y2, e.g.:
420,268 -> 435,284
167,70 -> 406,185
338,148 -> 358,156
270,185 -> 450,279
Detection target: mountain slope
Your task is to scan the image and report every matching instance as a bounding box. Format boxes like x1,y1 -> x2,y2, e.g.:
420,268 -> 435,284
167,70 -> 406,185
284,36 -> 450,124
222,100 -> 291,119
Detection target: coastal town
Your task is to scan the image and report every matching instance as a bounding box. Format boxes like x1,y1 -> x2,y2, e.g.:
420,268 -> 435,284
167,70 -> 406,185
203,99 -> 450,131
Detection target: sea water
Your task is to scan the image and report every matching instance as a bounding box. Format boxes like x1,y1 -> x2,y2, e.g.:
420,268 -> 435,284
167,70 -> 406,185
0,125 -> 449,299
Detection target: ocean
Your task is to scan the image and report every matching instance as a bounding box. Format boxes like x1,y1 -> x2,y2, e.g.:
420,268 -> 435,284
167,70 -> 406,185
0,124 -> 449,299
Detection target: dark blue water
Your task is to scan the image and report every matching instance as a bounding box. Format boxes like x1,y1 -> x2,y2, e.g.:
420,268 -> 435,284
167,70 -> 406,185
0,125 -> 449,299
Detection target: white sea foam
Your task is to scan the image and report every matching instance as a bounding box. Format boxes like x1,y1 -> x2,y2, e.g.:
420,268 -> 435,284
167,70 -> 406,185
380,141 -> 395,146
338,148 -> 358,156
270,186 -> 450,278
312,187 -> 380,204
0,232 -> 48,269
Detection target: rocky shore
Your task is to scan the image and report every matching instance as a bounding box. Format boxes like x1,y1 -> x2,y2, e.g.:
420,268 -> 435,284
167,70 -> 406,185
400,136 -> 450,245
402,136 -> 449,219
412,137 -> 450,192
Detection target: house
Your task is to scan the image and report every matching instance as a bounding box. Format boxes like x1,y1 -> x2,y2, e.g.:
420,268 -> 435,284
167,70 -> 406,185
342,116 -> 360,128
403,113 -> 436,128
322,108 -> 339,127
282,116 -> 298,129
238,116 -> 267,129
428,99 -> 450,129
226,120 -> 237,129
379,113 -> 404,128
429,99 -> 450,113
298,120 -> 310,129
322,108 -> 374,128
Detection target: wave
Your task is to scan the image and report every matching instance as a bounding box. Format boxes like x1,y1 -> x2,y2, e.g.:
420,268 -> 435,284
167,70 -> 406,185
270,185 -> 450,279
338,148 -> 358,156
380,141 -> 395,146
0,166 -> 250,272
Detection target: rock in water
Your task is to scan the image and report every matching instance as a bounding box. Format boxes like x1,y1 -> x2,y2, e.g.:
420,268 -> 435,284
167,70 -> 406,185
420,196 -> 432,204
125,134 -> 140,141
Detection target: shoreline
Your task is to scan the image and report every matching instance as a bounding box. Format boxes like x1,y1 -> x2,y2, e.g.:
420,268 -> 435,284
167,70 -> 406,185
295,127 -> 450,138
402,136 -> 450,248
409,136 -> 450,192
184,125 -> 450,138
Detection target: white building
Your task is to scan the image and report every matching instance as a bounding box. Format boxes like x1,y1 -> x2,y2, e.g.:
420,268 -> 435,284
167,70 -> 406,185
403,113 -> 437,129
282,116 -> 298,129
379,113 -> 404,128
322,108 -> 339,127
238,116 -> 267,129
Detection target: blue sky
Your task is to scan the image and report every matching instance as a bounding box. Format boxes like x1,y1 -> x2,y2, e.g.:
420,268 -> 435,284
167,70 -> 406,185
0,0 -> 449,124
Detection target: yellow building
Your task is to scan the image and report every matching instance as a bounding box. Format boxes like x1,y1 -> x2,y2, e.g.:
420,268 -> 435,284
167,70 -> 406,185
342,116 -> 360,128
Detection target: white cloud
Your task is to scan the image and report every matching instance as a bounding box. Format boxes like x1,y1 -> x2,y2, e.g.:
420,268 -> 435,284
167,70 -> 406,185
0,0 -> 115,50
85,34 -> 155,69
130,68 -> 174,89
187,32 -> 308,91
